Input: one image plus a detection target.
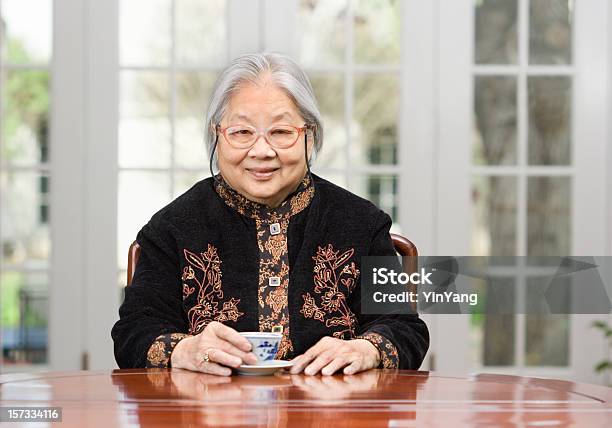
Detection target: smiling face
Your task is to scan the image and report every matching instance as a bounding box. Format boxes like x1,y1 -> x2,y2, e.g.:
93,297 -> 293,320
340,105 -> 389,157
216,77 -> 313,208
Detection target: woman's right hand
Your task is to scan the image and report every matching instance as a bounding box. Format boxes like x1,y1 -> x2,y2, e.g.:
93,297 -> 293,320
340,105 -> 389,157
170,321 -> 258,375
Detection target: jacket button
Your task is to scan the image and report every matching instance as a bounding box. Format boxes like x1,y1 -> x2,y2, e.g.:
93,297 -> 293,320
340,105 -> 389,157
270,223 -> 281,235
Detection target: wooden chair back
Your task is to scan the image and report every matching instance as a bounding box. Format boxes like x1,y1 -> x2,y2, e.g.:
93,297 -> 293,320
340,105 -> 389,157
126,233 -> 417,286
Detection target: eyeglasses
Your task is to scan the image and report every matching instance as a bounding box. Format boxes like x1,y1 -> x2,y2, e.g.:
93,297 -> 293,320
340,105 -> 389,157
216,124 -> 310,149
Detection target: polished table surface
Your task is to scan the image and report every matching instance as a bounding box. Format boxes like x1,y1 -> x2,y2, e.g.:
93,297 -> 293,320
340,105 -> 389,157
1,369 -> 611,427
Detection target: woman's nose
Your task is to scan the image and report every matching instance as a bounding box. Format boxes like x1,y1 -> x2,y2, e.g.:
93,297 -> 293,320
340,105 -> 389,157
248,134 -> 276,158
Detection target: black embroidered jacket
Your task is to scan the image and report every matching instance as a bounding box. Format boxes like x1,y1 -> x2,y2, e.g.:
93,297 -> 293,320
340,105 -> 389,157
111,173 -> 429,370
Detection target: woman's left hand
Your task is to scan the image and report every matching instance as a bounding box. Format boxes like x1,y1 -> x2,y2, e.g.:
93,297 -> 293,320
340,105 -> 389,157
290,336 -> 380,376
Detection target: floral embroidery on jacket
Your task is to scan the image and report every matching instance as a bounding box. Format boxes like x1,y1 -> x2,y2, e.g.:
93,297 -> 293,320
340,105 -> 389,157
146,332 -> 190,368
264,234 -> 287,260
181,244 -> 243,334
214,173 -> 315,359
355,332 -> 400,369
301,244 -> 360,339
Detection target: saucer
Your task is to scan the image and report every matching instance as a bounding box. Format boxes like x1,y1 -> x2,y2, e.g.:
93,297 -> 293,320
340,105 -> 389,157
236,360 -> 293,376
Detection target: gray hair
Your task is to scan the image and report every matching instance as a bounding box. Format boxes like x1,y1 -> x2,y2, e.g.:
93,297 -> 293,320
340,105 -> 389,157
204,52 -> 323,160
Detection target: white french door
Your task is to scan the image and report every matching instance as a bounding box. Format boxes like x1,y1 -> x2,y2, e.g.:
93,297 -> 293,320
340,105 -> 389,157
431,0 -> 611,384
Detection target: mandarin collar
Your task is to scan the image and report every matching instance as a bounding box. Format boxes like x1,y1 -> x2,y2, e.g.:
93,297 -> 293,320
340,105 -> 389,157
214,173 -> 315,221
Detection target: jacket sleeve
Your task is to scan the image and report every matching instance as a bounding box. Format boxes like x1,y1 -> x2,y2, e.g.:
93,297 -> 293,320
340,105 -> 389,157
111,217 -> 191,368
354,211 -> 430,370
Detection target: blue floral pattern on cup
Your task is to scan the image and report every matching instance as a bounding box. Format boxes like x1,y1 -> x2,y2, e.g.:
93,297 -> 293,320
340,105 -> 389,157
255,340 -> 280,362
239,332 -> 282,364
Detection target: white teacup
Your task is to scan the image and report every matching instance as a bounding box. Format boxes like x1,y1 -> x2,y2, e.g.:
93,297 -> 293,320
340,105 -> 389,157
239,332 -> 282,365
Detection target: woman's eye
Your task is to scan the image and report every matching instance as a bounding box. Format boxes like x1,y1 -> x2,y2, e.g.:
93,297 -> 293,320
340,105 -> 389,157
271,129 -> 292,135
230,129 -> 253,135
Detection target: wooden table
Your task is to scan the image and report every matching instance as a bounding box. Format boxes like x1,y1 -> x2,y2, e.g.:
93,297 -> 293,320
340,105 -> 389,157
1,369 -> 611,427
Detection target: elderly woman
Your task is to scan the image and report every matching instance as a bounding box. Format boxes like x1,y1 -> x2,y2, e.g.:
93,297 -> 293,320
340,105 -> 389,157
111,52 -> 429,376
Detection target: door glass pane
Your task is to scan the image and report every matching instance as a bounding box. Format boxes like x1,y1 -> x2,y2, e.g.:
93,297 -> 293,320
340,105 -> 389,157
354,0 -> 400,64
298,0 -> 347,66
1,71 -> 50,166
472,174 -> 518,367
471,176 -> 517,256
176,0 -> 227,66
528,76 -> 571,165
529,0 -> 572,65
482,314 -> 516,366
117,172 -> 171,269
525,275 -> 570,367
353,74 -> 398,166
351,174 -> 397,222
119,71 -> 171,168
308,73 -> 346,169
474,76 -> 517,165
1,271 -> 48,365
526,175 -> 571,367
526,312 -> 569,366
120,0 -> 171,66
1,172 -> 51,267
0,1 -> 52,371
471,277 -> 517,367
1,0 -> 52,64
527,176 -> 570,257
474,0 -> 518,64
175,72 -> 217,169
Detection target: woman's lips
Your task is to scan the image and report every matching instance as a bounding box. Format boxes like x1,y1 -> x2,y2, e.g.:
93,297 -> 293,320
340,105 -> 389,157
246,168 -> 279,180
